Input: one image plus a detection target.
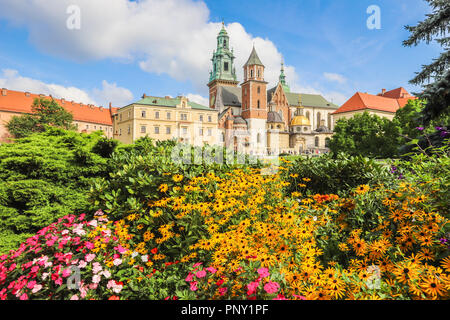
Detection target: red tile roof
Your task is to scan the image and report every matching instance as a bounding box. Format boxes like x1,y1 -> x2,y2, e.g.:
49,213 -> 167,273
332,88 -> 416,115
380,87 -> 414,99
0,89 -> 118,125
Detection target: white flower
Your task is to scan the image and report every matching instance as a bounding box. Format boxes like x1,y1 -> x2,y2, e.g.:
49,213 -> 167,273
131,251 -> 139,258
92,274 -> 101,284
141,255 -> 148,262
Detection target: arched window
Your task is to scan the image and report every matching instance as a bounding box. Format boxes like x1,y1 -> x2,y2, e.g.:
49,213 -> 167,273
317,112 -> 321,129
257,133 -> 261,144
257,100 -> 260,109
257,69 -> 260,78
315,136 -> 319,147
224,39 -> 227,47
325,138 -> 331,148
257,86 -> 260,94
250,69 -> 253,78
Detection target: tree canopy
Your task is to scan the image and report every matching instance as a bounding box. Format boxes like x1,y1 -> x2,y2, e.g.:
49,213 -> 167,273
6,98 -> 76,138
403,0 -> 450,123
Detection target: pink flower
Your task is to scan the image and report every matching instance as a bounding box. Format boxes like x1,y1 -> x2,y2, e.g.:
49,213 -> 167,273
62,268 -> 71,278
31,284 -> 42,294
247,281 -> 259,295
218,287 -> 227,296
185,273 -> 194,282
27,281 -> 36,289
19,293 -> 28,300
263,281 -> 280,294
78,260 -> 87,269
8,263 -> 16,272
190,281 -> 198,292
84,242 -> 94,250
257,267 -> 270,278
293,294 -> 306,300
114,245 -> 127,254
92,262 -> 102,274
273,294 -> 287,300
196,270 -> 207,278
206,267 -> 217,274
70,295 -> 79,300
192,262 -> 202,269
85,254 -> 95,262
113,258 -> 122,266
102,270 -> 111,279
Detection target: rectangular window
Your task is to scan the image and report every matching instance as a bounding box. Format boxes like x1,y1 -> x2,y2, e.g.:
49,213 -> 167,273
127,125 -> 131,134
141,126 -> 146,133
119,129 -> 122,135
199,115 -> 204,122
154,126 -> 160,134
119,114 -> 122,121
207,128 -> 212,136
166,126 -> 171,134
167,112 -> 171,120
208,115 -> 212,122
128,111 -> 131,119
180,113 -> 187,121
155,111 -> 160,119
199,128 -> 203,136
141,110 -> 146,118
224,62 -> 229,71
86,125 -> 89,129
182,127 -> 188,135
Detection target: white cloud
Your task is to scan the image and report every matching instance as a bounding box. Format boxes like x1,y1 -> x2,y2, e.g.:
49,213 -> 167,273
92,80 -> 134,107
0,0 -> 296,93
186,93 -> 208,107
0,69 -> 133,107
323,72 -> 347,84
0,0 -> 348,105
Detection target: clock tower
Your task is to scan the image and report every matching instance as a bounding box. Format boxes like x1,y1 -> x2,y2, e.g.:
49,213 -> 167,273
207,22 -> 239,109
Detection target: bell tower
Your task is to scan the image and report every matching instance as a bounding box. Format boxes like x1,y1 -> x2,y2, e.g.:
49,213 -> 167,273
241,45 -> 268,120
241,45 -> 268,154
207,22 -> 239,109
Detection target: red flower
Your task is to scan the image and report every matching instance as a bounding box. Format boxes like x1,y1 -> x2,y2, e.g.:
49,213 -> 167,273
151,248 -> 158,255
108,296 -> 120,300
216,279 -> 224,286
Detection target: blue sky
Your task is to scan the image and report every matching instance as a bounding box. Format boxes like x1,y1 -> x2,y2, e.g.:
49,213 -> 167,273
0,0 -> 440,108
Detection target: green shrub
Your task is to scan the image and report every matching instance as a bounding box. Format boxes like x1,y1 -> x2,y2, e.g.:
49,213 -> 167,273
283,153 -> 393,195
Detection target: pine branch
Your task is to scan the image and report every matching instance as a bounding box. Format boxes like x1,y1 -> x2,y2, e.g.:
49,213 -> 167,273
419,68 -> 450,124
410,51 -> 450,85
403,4 -> 450,46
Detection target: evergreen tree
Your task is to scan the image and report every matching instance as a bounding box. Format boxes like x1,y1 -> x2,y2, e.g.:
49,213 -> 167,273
403,0 -> 450,124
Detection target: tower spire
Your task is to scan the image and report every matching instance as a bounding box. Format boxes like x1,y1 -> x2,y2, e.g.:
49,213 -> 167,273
279,61 -> 290,93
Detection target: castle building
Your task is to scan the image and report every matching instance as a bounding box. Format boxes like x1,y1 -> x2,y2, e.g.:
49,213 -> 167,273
332,87 -> 416,123
0,88 -> 117,143
112,95 -> 218,146
209,24 -> 339,155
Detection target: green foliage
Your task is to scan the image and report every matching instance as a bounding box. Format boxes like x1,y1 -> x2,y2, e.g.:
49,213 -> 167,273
0,128 -> 117,253
89,136 -> 261,221
6,98 -> 76,138
403,0 -> 450,123
329,112 -> 403,158
283,153 -> 392,195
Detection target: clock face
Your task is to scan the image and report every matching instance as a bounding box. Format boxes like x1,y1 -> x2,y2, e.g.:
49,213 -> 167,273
210,95 -> 216,107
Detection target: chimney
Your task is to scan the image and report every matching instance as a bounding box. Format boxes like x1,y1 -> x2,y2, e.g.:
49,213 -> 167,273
142,93 -> 147,99
1,88 -> 7,96
381,89 -> 386,95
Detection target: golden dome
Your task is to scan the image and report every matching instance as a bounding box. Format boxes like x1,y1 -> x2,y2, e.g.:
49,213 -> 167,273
291,115 -> 311,126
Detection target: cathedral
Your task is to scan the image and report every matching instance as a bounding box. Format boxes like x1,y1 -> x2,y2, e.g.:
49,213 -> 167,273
208,23 -> 339,155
